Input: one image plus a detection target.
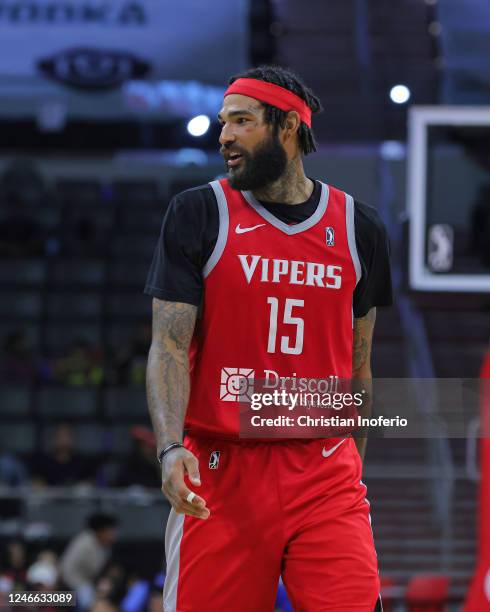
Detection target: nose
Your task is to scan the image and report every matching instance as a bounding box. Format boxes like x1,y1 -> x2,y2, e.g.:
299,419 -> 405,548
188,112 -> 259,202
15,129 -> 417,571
219,122 -> 235,147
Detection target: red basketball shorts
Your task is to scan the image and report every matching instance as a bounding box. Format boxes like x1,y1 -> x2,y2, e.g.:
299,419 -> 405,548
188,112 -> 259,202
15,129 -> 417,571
164,435 -> 380,611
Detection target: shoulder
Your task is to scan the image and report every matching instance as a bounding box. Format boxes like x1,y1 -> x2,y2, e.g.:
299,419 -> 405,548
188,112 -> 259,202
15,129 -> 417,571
170,183 -> 217,218
65,530 -> 92,554
167,183 -> 218,229
353,199 -> 389,248
353,199 -> 386,232
164,183 -> 218,231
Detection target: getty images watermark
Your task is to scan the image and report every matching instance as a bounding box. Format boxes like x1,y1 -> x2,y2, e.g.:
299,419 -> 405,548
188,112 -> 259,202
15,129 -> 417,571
232,377 -> 487,439
248,387 -> 407,430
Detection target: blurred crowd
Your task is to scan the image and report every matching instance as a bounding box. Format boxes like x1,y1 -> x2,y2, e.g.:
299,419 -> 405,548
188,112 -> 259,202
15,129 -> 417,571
0,162 -> 299,612
0,521 -> 292,612
0,326 -> 150,388
0,159 -> 125,258
0,514 -> 165,612
0,423 -> 160,490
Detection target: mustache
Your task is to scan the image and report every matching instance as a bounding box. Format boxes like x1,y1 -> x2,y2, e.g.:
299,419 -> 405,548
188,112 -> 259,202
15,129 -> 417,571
220,145 -> 247,157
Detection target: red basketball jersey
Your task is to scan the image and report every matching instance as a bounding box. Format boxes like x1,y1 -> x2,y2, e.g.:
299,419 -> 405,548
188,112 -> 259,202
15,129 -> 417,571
186,178 -> 361,438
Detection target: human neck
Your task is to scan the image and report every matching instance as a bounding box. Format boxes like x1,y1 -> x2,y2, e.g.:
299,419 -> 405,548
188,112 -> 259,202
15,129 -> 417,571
251,158 -> 314,205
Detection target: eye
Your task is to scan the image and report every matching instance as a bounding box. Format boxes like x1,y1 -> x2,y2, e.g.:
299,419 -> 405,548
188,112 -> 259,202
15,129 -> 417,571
237,118 -> 249,124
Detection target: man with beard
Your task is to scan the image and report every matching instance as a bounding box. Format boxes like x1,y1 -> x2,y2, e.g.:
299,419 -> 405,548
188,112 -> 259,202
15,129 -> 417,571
145,65 -> 392,611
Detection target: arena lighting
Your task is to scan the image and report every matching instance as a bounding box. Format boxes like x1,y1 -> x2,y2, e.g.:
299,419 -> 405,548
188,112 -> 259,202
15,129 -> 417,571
187,115 -> 211,137
390,85 -> 411,104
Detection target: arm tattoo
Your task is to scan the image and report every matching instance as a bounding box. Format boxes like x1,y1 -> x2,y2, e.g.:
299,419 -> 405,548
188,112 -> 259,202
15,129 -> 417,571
146,299 -> 197,455
352,307 -> 376,375
352,307 -> 376,462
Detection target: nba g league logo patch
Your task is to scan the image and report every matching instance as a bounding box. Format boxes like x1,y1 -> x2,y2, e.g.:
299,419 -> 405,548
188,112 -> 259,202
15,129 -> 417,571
209,451 -> 220,469
326,227 -> 335,246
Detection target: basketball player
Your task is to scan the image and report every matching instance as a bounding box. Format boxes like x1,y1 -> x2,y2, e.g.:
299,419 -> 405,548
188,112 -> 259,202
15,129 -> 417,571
145,65 -> 392,611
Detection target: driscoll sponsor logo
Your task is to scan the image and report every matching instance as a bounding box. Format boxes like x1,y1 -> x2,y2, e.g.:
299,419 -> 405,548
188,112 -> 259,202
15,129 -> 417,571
262,369 -> 339,393
220,367 -> 255,402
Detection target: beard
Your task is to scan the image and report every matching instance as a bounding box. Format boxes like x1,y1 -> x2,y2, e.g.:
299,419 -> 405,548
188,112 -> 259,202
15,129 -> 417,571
225,130 -> 288,191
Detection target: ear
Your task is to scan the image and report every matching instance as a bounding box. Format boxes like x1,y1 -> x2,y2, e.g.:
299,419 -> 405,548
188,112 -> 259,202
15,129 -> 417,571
284,110 -> 301,138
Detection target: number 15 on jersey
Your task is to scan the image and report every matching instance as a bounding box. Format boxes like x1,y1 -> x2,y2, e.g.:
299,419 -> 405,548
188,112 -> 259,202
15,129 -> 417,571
267,297 -> 304,355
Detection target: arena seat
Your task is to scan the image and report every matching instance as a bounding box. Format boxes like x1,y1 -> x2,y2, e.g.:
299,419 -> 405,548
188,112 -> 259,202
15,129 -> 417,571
0,291 -> 43,318
109,261 -> 149,289
108,424 -> 140,455
38,387 -> 98,419
104,388 -> 148,420
115,504 -> 170,540
406,574 -> 450,611
50,258 -> 106,287
109,233 -> 156,258
44,322 -> 101,353
0,259 -> 46,286
0,423 -> 35,453
113,180 -> 160,205
107,323 -> 145,348
62,204 -> 114,230
25,498 -> 97,538
56,179 -> 104,206
74,424 -> 107,454
0,323 -> 40,350
41,423 -> 104,455
46,293 -> 102,319
37,206 -> 61,230
0,386 -> 32,416
107,293 -> 151,318
119,207 -> 164,232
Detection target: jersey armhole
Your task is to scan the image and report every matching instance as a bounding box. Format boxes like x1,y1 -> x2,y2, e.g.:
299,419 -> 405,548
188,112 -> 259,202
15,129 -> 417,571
346,192 -> 362,330
203,180 -> 229,278
345,192 -> 362,286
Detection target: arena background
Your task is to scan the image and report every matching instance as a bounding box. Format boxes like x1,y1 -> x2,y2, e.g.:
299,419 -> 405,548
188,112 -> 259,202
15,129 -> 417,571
0,0 -> 489,610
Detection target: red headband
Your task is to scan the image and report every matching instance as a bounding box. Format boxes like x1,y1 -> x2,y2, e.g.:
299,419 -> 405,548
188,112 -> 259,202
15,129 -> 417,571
224,78 -> 312,128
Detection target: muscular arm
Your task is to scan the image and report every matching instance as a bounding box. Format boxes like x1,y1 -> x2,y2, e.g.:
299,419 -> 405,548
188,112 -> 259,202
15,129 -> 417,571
146,298 -> 209,519
146,298 -> 197,456
352,307 -> 376,462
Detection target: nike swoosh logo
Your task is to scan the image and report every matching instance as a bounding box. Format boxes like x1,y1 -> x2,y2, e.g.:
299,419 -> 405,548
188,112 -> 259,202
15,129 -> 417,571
322,438 -> 347,458
235,223 -> 266,234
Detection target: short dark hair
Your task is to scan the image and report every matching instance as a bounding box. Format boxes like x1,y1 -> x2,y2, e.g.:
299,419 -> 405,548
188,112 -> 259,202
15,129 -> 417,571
87,512 -> 118,532
228,65 -> 322,155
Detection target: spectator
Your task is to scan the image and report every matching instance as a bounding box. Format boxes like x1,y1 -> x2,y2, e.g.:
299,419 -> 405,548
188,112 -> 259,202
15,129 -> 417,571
0,159 -> 48,257
60,513 -> 118,611
0,159 -> 47,207
116,426 -> 159,489
119,578 -> 149,612
67,214 -> 99,256
92,562 -> 127,607
31,423 -> 93,487
147,572 -> 165,612
90,572 -> 127,612
0,193 -> 43,257
26,550 -> 59,590
0,540 -> 27,593
91,598 -> 118,612
0,330 -> 37,384
0,451 -> 28,487
52,340 -> 104,387
112,325 -> 150,386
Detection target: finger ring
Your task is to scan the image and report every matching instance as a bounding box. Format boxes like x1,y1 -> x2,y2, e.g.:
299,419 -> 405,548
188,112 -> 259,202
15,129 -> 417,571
186,492 -> 196,504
